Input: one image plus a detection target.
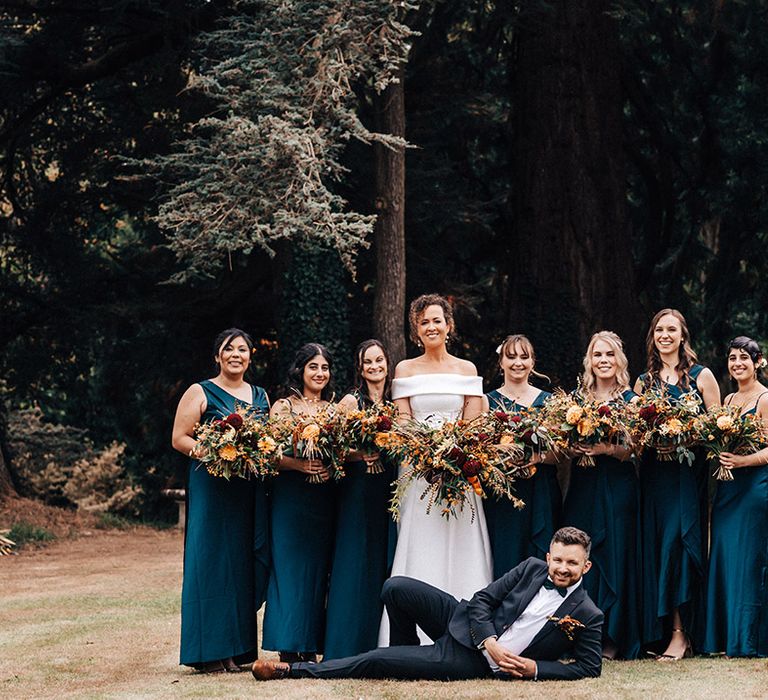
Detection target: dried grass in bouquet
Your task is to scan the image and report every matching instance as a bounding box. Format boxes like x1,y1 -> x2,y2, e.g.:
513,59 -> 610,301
541,388 -> 631,467
194,408 -> 280,480
626,387 -> 702,465
693,405 -> 767,480
389,416 -> 529,521
486,407 -> 553,477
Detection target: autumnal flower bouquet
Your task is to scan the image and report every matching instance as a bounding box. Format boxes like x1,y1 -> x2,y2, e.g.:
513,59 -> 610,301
389,416 -> 529,521
627,388 -> 701,465
541,389 -> 630,467
486,407 -> 552,475
275,406 -> 348,482
693,405 -> 767,480
339,402 -> 399,474
194,408 -> 280,480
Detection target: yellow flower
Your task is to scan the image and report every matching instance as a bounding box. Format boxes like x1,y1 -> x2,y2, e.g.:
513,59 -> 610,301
565,405 -> 584,425
301,423 -> 321,441
218,444 -> 238,461
577,418 -> 597,437
665,418 -> 684,435
499,433 -> 517,446
716,415 -> 734,431
258,436 -> 277,453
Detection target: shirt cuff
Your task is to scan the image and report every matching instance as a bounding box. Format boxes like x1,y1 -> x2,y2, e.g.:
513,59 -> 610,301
533,661 -> 538,681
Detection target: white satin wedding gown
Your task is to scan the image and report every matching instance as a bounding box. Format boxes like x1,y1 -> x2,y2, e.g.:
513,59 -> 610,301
378,373 -> 494,645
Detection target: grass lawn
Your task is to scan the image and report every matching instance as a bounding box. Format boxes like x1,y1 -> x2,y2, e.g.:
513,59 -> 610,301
1,528 -> 765,699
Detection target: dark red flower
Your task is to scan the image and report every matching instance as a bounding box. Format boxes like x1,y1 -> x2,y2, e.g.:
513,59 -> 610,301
639,405 -> 658,424
477,432 -> 490,442
510,415 -> 522,424
462,459 -> 482,477
225,413 -> 244,429
522,429 -> 535,445
376,416 -> 393,431
597,405 -> 612,417
213,419 -> 228,431
323,424 -> 335,433
494,410 -> 509,422
448,446 -> 467,466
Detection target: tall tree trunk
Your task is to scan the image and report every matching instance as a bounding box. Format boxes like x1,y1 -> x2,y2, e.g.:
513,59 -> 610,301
0,406 -> 16,498
508,1 -> 643,383
372,74 -> 407,366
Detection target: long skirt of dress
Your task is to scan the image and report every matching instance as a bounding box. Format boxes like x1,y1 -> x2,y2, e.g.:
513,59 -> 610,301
323,461 -> 391,659
180,463 -> 267,665
484,464 -> 561,579
639,451 -> 708,648
563,456 -> 642,659
704,465 -> 768,656
378,475 -> 493,646
262,472 -> 336,653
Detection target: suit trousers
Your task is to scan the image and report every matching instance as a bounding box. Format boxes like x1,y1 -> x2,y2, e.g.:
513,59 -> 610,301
290,577 -> 493,680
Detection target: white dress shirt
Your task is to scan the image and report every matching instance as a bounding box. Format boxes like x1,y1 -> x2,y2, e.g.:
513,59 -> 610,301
482,577 -> 582,672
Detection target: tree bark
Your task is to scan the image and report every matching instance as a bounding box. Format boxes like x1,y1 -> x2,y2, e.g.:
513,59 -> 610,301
0,406 -> 16,498
372,74 -> 407,365
507,1 -> 643,383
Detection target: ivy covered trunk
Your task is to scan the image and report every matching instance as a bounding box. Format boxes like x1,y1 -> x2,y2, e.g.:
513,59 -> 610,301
507,0 -> 643,381
373,75 -> 407,366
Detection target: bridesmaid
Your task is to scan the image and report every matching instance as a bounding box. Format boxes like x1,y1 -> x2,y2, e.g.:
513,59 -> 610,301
172,328 -> 270,673
324,340 -> 393,659
261,343 -> 336,663
704,336 -> 768,657
563,331 -> 641,659
481,334 -> 559,577
634,309 -> 720,659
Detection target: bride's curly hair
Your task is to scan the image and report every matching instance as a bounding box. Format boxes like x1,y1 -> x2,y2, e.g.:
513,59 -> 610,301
581,330 -> 630,400
644,308 -> 698,390
408,293 -> 455,345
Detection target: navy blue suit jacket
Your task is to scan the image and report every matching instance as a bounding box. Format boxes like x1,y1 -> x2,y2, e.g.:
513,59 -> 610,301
448,557 -> 603,680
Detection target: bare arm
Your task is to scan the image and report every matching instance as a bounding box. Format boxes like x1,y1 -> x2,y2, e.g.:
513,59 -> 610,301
696,367 -> 721,410
171,384 -> 206,457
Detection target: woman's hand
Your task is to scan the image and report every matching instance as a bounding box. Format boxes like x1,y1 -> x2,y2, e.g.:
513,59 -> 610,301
574,443 -> 615,457
361,452 -> 381,469
719,452 -> 748,470
281,456 -> 330,481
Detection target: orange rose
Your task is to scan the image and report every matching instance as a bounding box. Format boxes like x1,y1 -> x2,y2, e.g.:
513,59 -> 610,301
218,444 -> 238,461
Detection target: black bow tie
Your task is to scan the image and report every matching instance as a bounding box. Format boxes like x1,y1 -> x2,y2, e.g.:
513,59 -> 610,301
543,579 -> 567,597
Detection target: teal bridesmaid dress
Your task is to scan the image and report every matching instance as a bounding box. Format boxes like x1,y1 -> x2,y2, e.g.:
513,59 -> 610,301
704,396 -> 768,657
180,380 -> 270,666
484,389 -> 559,578
324,394 -> 392,659
638,364 -> 708,649
562,389 -> 642,659
262,406 -> 337,654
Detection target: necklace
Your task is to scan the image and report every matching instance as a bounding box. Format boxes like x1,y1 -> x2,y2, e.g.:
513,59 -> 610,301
300,395 -> 322,403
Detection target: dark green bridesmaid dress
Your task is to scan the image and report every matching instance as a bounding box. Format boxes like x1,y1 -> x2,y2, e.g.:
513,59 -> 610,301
638,364 -> 708,649
323,393 -> 392,659
484,389 -> 559,578
180,380 -> 270,666
562,389 -> 642,659
704,395 -> 768,657
261,401 -> 337,654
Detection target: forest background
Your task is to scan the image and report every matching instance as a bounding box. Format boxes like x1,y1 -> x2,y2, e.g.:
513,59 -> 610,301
1,0 -> 767,521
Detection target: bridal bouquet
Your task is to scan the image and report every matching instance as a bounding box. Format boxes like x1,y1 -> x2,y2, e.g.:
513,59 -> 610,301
541,389 -> 630,467
626,387 -> 701,465
390,417 -> 528,521
693,405 -> 767,480
339,402 -> 399,474
194,408 -> 280,480
274,407 -> 348,482
487,407 -> 552,475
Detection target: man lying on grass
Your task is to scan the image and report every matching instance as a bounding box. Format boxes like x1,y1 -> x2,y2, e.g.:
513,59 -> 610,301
253,526 -> 603,682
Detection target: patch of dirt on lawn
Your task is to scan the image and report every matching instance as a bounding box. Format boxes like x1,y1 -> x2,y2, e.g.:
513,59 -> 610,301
0,495 -> 99,542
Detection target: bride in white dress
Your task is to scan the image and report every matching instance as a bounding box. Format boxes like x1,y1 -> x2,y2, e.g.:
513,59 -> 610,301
379,294 -> 493,645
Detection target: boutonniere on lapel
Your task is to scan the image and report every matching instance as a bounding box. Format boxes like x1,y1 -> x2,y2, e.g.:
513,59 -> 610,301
547,615 -> 585,641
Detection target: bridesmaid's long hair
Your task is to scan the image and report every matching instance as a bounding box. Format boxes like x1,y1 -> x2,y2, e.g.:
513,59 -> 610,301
644,308 -> 699,390
350,339 -> 392,406
285,342 -> 334,401
581,330 -> 630,400
212,328 -> 254,378
497,334 -> 550,384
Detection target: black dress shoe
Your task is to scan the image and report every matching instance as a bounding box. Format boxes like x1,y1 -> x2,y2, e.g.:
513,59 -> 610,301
251,660 -> 291,680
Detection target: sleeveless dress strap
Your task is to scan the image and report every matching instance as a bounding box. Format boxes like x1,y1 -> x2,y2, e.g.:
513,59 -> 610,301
753,390 -> 768,411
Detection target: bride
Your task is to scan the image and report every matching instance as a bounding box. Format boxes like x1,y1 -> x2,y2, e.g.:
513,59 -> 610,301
379,293 -> 493,645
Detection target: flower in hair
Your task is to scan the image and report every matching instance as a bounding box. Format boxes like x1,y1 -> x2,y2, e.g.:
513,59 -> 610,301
759,357 -> 767,369
495,344 -> 502,355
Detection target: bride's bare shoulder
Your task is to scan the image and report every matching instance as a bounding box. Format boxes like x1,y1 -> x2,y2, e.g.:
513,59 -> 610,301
394,358 -> 420,378
449,357 -> 478,377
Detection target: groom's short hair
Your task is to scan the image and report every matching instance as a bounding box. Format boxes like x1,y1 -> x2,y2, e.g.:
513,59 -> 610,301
551,527 -> 591,558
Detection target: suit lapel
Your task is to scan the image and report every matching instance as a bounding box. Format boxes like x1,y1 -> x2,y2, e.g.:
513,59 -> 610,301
525,585 -> 586,649
513,568 -> 550,620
